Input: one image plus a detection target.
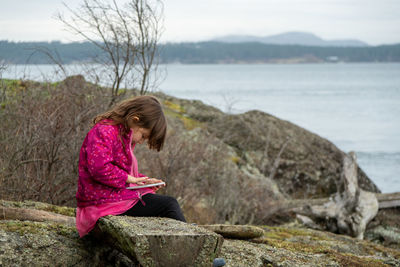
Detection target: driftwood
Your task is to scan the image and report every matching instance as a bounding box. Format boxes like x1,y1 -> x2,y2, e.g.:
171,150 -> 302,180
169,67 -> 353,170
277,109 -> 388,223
376,192 -> 400,209
292,152 -> 379,239
265,192 -> 400,221
0,206 -> 76,226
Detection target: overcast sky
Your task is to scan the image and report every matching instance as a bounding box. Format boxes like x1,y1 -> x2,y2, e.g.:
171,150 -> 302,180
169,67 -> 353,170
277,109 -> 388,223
1,0 -> 399,45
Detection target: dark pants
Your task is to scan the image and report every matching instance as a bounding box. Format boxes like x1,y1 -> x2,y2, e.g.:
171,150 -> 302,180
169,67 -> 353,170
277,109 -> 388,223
120,194 -> 186,222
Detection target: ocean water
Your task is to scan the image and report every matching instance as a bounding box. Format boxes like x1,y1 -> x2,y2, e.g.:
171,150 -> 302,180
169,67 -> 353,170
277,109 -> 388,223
159,63 -> 400,193
2,63 -> 400,193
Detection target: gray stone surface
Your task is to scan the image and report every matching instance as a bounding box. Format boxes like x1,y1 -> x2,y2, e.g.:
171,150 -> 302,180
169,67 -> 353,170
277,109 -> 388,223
221,225 -> 400,267
0,220 -> 110,267
1,205 -> 399,267
97,216 -> 224,267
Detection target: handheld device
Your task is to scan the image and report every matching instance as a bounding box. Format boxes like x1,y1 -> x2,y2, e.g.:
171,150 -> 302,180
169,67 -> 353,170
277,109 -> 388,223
126,182 -> 166,190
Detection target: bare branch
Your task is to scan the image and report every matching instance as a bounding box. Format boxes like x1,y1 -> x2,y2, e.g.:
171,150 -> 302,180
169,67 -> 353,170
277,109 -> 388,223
57,0 -> 164,103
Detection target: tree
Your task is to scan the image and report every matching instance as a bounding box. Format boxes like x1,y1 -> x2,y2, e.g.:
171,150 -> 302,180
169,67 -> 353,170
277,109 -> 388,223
57,0 -> 164,104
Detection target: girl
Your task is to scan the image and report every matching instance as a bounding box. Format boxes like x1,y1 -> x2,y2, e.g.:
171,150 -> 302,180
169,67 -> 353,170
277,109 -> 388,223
76,95 -> 186,237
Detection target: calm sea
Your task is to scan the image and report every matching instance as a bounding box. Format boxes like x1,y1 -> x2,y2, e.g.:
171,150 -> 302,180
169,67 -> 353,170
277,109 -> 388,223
3,63 -> 400,193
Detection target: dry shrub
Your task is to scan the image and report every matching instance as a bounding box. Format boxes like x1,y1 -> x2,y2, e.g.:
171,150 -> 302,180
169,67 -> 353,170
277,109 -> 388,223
0,76 -> 115,205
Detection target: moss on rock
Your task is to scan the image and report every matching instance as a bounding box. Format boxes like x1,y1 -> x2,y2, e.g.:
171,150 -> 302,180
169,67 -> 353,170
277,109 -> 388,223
1,200 -> 75,217
220,224 -> 400,266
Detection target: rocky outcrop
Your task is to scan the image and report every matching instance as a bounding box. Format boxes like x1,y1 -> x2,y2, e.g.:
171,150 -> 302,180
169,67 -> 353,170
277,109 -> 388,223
1,200 -> 224,267
223,224 -> 400,267
0,220 -> 109,267
1,200 -> 399,266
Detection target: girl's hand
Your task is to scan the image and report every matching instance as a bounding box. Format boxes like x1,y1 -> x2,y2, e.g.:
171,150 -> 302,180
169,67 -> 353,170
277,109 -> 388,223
126,175 -> 149,185
144,178 -> 166,192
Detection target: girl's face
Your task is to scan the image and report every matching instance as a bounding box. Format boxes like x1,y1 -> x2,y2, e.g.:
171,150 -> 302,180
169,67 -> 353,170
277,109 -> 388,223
131,126 -> 151,144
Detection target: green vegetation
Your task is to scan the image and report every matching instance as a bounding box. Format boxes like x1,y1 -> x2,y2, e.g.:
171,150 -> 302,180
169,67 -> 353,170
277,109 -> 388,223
1,220 -> 76,238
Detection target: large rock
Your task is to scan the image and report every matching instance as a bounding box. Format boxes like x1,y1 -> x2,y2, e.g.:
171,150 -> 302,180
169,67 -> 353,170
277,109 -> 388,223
157,95 -> 380,199
97,216 -> 224,267
208,110 -> 379,198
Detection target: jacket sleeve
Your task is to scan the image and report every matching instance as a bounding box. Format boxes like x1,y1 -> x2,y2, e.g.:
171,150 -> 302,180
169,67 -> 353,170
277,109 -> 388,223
85,125 -> 128,188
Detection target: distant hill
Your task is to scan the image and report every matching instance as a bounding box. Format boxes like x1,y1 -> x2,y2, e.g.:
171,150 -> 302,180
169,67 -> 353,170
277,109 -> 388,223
212,31 -> 369,47
1,40 -> 399,64
160,42 -> 399,63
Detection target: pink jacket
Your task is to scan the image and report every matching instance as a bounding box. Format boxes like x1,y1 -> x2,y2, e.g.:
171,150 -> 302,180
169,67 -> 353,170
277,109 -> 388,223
76,121 -> 153,207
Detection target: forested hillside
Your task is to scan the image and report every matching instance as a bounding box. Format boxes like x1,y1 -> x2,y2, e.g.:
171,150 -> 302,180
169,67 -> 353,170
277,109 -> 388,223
1,40 -> 399,64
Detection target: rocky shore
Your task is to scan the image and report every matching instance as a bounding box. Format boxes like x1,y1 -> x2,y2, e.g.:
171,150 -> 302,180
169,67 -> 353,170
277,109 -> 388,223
1,76 -> 399,265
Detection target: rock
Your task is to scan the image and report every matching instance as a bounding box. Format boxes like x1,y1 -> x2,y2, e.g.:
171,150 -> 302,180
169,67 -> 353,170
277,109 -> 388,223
0,220 -> 122,266
211,110 -> 379,198
61,75 -> 86,89
97,216 -> 224,267
155,95 -> 379,202
213,258 -> 226,267
1,200 -> 399,266
201,224 -> 264,239
366,207 -> 400,249
366,225 -> 400,249
223,225 -> 400,267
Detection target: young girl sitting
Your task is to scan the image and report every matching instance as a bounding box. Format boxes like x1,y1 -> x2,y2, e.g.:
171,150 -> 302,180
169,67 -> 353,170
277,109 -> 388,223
76,95 -> 186,237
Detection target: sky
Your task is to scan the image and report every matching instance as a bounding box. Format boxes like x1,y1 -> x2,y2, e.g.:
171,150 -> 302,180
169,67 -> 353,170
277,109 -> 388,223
1,0 -> 400,45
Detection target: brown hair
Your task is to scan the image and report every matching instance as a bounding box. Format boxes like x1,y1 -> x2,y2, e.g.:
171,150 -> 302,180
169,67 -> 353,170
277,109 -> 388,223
93,96 -> 167,151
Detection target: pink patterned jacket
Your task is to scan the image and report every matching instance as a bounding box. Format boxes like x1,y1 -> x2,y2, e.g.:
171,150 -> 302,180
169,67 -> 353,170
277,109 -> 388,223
76,121 -> 153,207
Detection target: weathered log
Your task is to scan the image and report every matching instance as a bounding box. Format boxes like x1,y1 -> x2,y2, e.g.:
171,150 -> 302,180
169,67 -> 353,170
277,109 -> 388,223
0,206 -> 76,226
294,152 -> 379,239
376,192 -> 400,209
264,191 -> 400,222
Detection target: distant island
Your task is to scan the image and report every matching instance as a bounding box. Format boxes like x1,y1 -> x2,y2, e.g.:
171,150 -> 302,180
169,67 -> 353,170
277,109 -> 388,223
211,31 -> 369,47
1,31 -> 399,64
